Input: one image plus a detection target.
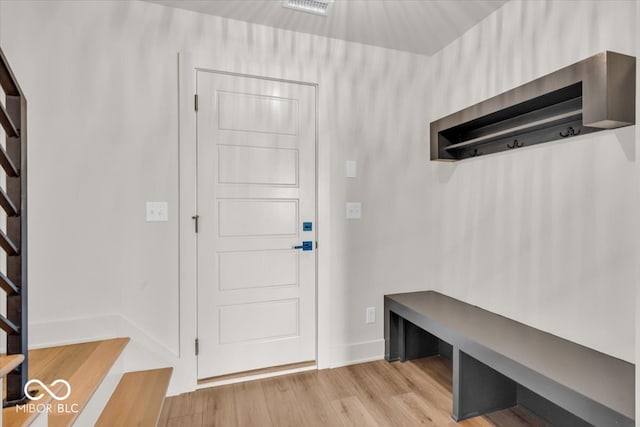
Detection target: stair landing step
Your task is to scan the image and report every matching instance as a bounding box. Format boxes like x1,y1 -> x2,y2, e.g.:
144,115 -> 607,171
95,367 -> 173,427
0,354 -> 24,377
3,337 -> 129,427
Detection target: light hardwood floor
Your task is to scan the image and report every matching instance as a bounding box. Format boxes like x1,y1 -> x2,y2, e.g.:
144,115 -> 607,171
159,356 -> 547,427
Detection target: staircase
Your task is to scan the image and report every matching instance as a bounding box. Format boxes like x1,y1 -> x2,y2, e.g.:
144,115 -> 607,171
0,45 -> 173,427
2,338 -> 172,427
95,368 -> 173,427
0,45 -> 29,408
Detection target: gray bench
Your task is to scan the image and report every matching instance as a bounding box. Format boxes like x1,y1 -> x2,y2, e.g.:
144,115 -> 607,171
384,291 -> 634,426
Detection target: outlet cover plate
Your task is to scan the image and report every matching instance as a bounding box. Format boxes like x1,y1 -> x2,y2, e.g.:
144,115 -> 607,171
146,201 -> 168,222
346,160 -> 357,178
366,307 -> 376,324
346,202 -> 362,219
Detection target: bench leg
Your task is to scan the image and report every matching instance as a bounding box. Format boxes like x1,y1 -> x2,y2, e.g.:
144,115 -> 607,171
385,309 -> 402,362
452,349 -> 517,421
385,310 -> 439,362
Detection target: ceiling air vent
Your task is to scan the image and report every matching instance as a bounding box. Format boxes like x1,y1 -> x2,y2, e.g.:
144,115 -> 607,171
283,0 -> 334,16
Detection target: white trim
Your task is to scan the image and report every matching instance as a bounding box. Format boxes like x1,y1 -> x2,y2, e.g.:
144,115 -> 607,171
28,412 -> 47,427
195,364 -> 317,389
29,314 -> 121,349
177,51 -> 331,394
329,339 -> 385,368
315,62 -> 331,371
29,313 -> 177,358
175,51 -> 199,396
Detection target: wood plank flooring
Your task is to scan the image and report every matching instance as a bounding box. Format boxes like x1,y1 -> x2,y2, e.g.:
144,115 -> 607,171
159,356 -> 548,427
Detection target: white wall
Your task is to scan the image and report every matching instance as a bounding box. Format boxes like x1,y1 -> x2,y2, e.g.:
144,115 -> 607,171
0,0 -> 636,395
0,0 -> 431,388
427,0 -> 637,363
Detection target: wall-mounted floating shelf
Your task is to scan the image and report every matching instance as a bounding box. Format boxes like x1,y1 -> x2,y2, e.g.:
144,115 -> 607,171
430,51 -> 636,161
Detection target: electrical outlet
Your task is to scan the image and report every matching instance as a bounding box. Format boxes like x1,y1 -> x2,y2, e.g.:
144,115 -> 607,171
366,307 -> 376,324
146,201 -> 168,222
346,202 -> 362,219
346,160 -> 357,178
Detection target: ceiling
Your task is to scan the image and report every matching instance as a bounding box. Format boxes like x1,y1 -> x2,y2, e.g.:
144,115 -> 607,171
147,0 -> 507,56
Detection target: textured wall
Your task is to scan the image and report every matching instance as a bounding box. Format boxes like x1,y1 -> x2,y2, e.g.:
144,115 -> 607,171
427,0 -> 637,363
0,0 -> 431,376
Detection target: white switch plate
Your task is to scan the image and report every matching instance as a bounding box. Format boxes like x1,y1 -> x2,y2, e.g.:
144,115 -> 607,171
346,202 -> 362,219
146,201 -> 168,222
366,307 -> 376,324
346,160 -> 357,178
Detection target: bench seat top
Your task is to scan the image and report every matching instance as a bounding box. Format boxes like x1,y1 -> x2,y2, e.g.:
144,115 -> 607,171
386,291 -> 634,420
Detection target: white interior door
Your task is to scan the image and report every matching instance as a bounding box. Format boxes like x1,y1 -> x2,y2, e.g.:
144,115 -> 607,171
196,71 -> 316,379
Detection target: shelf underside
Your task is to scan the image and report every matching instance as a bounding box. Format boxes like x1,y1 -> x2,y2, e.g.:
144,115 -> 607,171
438,83 -> 588,160
444,108 -> 582,151
449,117 -> 597,159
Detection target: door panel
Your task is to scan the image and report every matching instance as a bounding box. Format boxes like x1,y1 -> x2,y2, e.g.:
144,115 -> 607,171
218,250 -> 299,291
218,299 -> 300,344
217,145 -> 298,186
217,91 -> 299,135
218,199 -> 298,237
197,71 -> 316,378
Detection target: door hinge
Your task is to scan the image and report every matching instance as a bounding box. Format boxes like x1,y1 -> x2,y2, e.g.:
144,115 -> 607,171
316,241 -> 318,249
194,94 -> 199,111
195,338 -> 199,356
192,214 -> 200,233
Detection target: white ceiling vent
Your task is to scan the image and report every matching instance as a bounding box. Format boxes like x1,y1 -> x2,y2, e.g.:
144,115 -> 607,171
283,0 -> 334,16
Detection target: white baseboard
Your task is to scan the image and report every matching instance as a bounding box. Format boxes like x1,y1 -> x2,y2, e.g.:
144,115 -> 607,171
329,339 -> 385,368
116,315 -> 178,370
29,314 -> 121,349
29,412 -> 48,427
29,314 -> 177,362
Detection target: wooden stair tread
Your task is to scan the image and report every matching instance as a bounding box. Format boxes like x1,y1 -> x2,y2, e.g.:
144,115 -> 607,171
3,383 -> 65,427
0,354 -> 24,377
3,337 -> 129,427
95,367 -> 173,427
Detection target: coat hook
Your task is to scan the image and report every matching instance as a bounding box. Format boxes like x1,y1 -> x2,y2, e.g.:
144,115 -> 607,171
469,148 -> 482,158
559,126 -> 581,138
507,139 -> 524,149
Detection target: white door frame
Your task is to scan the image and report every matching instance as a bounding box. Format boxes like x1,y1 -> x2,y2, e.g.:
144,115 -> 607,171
174,52 -> 331,394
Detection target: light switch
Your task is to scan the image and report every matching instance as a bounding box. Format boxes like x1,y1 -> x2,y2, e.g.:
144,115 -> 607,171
146,201 -> 168,222
346,202 -> 362,219
346,160 -> 357,178
366,307 -> 376,324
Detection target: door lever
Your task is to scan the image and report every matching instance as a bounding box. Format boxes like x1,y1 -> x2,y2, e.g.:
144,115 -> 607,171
293,241 -> 313,251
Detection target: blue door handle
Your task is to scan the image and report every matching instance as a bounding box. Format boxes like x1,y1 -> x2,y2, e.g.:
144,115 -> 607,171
293,241 -> 313,251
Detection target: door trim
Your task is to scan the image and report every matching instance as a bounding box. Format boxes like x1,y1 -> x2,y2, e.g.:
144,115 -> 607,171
176,51 -> 331,393
197,360 -> 316,387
